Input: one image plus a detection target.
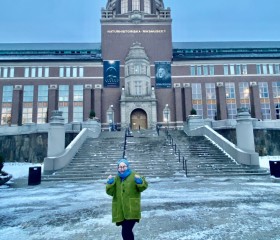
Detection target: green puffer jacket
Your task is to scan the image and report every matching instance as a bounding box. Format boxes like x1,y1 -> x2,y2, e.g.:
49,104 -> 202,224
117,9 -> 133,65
106,171 -> 148,224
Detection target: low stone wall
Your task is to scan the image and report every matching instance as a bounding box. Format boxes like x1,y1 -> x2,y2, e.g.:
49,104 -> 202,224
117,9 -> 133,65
216,129 -> 280,156
0,133 -> 77,163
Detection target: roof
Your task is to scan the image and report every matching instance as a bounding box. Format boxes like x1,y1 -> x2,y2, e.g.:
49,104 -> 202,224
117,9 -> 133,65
0,43 -> 101,51
172,41 -> 280,49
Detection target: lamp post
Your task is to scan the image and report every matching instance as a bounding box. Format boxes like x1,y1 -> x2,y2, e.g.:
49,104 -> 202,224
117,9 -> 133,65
107,105 -> 114,131
163,104 -> 170,130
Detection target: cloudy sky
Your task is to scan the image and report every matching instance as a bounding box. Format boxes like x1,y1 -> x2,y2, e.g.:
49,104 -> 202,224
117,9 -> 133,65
0,0 -> 279,43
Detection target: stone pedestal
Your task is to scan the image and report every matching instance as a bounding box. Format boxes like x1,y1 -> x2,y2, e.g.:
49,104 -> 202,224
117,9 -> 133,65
236,108 -> 255,152
47,110 -> 65,157
187,115 -> 204,131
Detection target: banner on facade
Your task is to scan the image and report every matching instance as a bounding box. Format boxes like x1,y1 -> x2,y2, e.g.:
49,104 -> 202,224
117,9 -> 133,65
103,60 -> 120,88
155,61 -> 171,88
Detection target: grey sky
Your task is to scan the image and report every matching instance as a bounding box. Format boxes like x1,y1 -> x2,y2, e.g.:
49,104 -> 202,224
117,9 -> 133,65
0,0 -> 279,43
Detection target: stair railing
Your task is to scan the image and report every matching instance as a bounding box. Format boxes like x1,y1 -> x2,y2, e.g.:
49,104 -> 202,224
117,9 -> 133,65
165,131 -> 188,177
123,127 -> 133,159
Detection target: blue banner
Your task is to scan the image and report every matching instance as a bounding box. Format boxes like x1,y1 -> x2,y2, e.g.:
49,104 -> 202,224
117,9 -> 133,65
155,61 -> 171,88
103,60 -> 120,88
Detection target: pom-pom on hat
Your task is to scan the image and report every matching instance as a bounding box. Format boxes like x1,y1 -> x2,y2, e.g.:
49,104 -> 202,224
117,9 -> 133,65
117,158 -> 130,167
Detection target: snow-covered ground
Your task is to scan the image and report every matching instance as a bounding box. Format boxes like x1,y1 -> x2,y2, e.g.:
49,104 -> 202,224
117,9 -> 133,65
1,158 -> 280,240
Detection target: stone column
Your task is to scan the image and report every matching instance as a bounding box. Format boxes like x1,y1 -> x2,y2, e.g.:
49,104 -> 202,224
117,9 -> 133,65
83,85 -> 92,121
93,85 -> 102,120
47,110 -> 65,157
236,108 -> 255,152
47,85 -> 58,123
216,83 -> 227,120
183,83 -> 192,119
11,85 -> 23,125
250,83 -> 262,120
174,84 -> 183,127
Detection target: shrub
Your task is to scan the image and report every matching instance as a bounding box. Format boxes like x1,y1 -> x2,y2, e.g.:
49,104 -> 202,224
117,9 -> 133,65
89,110 -> 96,119
190,108 -> 197,115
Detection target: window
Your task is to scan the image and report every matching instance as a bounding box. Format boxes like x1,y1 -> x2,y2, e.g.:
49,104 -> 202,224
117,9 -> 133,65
275,64 -> 280,74
22,85 -> 34,124
230,65 -> 235,75
37,85 -> 48,124
59,85 -> 69,123
38,85 -> 48,102
66,67 -> 71,77
203,66 -> 208,75
262,64 -> 268,75
73,67 -> 77,78
23,85 -> 34,102
59,85 -> 69,102
225,82 -> 237,119
269,64 -> 274,74
24,67 -> 29,77
2,85 -> 13,102
135,81 -> 142,95
205,83 -> 217,119
209,65 -> 215,75
259,82 -> 271,119
31,67 -> 36,78
1,86 -> 13,125
256,64 -> 261,74
242,65 -> 247,74
9,67 -> 14,77
38,67 -> 43,78
73,85 -> 83,102
197,66 -> 202,75
239,82 -> 250,110
272,82 -> 280,119
190,66 -> 195,75
3,68 -> 8,78
224,65 -> 229,75
59,67 -> 64,77
79,67 -> 84,77
73,86 -> 83,122
191,83 -> 203,116
236,65 -> 241,75
44,67 -> 49,77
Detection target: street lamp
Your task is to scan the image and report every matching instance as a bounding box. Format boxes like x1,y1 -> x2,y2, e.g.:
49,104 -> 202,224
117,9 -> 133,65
107,105 -> 114,131
163,104 -> 170,130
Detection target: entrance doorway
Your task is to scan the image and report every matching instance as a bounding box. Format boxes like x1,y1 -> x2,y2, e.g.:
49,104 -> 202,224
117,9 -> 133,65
131,109 -> 147,130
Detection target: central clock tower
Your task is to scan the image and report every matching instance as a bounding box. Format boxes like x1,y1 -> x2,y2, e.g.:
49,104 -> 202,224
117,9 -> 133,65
101,0 -> 172,129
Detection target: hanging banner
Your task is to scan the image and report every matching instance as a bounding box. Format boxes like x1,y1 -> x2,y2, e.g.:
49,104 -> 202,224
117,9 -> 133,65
103,60 -> 120,88
155,61 -> 171,88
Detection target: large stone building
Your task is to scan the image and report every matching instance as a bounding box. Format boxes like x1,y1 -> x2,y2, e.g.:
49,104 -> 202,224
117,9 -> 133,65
0,0 -> 280,130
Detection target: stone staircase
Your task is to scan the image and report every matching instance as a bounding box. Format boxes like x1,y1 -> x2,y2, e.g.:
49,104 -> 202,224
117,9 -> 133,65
42,129 -> 269,181
168,130 -> 270,177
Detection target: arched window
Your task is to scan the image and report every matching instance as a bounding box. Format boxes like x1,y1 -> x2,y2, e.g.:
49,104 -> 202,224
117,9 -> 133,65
132,0 -> 140,11
144,0 -> 151,13
121,0 -> 128,14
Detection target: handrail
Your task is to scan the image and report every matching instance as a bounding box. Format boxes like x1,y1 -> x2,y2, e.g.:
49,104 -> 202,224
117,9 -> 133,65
165,129 -> 188,177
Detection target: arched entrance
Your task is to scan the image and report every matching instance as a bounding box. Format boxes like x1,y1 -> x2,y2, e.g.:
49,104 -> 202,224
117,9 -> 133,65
130,109 -> 147,130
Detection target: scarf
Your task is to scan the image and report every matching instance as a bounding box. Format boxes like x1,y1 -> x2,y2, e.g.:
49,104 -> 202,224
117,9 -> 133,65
118,169 -> 131,181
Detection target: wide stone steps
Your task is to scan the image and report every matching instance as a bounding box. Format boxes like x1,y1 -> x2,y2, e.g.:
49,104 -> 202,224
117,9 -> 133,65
42,129 -> 269,181
168,130 -> 269,177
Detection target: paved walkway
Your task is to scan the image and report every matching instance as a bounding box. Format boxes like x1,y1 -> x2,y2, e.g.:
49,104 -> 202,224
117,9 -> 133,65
1,175 -> 280,240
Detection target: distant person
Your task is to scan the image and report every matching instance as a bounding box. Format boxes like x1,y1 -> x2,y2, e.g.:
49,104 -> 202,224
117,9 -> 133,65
106,158 -> 148,240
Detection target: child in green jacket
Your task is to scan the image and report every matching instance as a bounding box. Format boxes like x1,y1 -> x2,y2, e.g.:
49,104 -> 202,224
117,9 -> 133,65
106,158 -> 148,240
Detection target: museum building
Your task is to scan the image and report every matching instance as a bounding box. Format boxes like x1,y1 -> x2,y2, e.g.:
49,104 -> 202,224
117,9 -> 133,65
0,0 -> 280,130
